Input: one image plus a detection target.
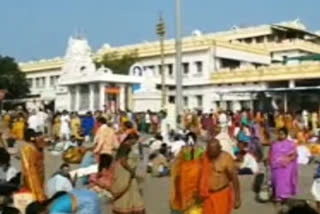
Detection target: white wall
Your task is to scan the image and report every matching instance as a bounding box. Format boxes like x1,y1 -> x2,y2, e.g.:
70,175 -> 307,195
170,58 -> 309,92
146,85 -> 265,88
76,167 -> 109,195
215,47 -> 271,65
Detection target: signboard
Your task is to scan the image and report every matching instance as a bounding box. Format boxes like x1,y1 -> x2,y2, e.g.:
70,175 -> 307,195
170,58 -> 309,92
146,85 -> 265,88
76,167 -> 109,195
105,87 -> 120,94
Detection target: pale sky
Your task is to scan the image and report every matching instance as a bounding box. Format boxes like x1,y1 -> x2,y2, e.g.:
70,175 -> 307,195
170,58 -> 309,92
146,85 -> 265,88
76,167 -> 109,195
0,0 -> 319,61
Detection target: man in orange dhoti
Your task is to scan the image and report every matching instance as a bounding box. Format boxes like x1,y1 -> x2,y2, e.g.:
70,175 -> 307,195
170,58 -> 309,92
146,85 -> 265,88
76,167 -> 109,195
199,138 -> 241,214
20,129 -> 46,202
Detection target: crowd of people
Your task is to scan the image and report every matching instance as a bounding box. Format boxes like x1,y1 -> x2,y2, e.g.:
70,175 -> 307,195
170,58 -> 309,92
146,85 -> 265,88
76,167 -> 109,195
1,104 -> 320,214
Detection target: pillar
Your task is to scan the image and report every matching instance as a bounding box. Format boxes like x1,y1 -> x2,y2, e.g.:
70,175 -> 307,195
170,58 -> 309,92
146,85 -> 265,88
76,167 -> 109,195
99,83 -> 105,110
75,85 -> 80,112
284,92 -> 288,113
127,85 -> 133,111
232,101 -> 241,112
119,84 -> 125,110
89,84 -> 95,111
45,76 -> 50,88
289,80 -> 295,89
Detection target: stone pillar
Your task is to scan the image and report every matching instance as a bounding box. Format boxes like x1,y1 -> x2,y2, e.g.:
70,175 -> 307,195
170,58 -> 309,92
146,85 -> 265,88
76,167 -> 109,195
89,84 -> 94,111
284,92 -> 288,113
119,84 -> 126,110
45,76 -> 50,88
127,85 -> 133,111
99,83 -> 105,110
232,101 -> 241,112
289,80 -> 295,89
75,85 -> 80,112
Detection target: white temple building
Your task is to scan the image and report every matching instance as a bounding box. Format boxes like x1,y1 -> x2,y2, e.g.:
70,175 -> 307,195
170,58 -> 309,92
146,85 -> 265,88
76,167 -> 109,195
19,19 -> 320,113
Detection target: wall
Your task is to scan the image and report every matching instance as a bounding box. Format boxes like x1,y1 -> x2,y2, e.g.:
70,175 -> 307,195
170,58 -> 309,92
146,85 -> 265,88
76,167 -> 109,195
215,47 -> 271,65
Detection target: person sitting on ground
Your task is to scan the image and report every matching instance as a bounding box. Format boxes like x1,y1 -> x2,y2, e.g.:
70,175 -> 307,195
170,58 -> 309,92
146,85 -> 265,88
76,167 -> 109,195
149,134 -> 164,154
26,189 -> 101,214
46,163 -> 76,198
169,134 -> 186,158
0,148 -> 19,185
283,201 -> 318,214
149,144 -> 170,177
89,154 -> 114,198
236,150 -> 259,175
63,135 -> 79,151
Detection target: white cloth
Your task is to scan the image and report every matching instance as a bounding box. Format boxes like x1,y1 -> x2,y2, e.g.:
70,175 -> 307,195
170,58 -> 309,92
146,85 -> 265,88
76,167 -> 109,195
170,140 -> 185,156
150,140 -> 163,153
297,145 -> 311,165
161,118 -> 170,142
6,166 -> 18,182
46,174 -> 73,198
60,115 -> 71,138
240,153 -> 259,174
145,113 -> 151,124
215,131 -> 236,158
28,115 -> 39,132
312,178 -> 320,201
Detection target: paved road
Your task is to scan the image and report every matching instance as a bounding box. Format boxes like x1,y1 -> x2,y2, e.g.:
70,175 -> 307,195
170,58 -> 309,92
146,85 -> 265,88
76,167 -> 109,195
11,143 -> 317,214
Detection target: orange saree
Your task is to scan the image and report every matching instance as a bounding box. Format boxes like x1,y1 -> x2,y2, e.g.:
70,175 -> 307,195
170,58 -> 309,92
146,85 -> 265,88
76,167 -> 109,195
21,144 -> 46,202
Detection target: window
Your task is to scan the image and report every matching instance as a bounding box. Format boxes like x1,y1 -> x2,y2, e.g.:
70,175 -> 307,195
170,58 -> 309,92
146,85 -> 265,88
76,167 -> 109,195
158,65 -> 163,75
147,66 -> 155,75
40,77 -> 46,88
183,96 -> 189,106
50,76 -> 55,87
256,36 -> 264,43
195,61 -> 203,73
169,96 -> 175,104
168,64 -> 173,76
182,62 -> 189,75
35,78 -> 40,88
27,79 -> 33,87
196,95 -> 203,107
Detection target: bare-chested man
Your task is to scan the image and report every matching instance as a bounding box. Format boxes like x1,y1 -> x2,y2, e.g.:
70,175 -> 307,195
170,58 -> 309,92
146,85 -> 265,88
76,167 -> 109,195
199,138 -> 241,214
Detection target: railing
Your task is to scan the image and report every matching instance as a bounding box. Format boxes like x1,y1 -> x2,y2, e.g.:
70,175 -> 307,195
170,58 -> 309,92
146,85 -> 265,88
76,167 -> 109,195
212,62 -> 320,83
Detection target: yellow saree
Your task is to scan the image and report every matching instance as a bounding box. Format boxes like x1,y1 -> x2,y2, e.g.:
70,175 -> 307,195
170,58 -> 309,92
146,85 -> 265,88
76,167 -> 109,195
20,143 -> 46,202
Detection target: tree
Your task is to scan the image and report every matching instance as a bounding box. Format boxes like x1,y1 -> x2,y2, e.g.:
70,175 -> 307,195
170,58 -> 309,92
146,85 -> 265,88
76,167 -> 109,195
96,50 -> 138,75
0,55 -> 30,99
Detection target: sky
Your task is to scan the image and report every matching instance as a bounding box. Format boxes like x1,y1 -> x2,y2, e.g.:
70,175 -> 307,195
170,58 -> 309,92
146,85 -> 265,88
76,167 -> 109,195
1,0 -> 319,62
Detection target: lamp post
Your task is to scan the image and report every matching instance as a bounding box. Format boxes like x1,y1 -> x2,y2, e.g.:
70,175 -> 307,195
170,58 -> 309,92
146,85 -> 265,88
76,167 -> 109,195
175,0 -> 183,125
156,14 -> 166,108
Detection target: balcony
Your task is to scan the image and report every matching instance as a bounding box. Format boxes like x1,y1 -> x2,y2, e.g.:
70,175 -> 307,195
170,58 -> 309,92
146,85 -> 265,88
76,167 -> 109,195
212,62 -> 320,84
253,39 -> 320,54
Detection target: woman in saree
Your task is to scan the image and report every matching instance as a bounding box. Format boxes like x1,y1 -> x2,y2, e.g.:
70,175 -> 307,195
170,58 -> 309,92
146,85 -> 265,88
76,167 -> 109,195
91,133 -> 145,214
11,115 -> 25,141
52,113 -> 62,139
21,129 -> 46,202
110,134 -> 145,214
269,127 -> 298,203
26,190 -> 101,214
71,113 -> 82,140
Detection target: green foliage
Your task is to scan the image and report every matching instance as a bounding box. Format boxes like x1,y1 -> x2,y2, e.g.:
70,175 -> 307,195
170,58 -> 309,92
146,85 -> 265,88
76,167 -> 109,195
0,55 -> 30,99
96,51 -> 138,75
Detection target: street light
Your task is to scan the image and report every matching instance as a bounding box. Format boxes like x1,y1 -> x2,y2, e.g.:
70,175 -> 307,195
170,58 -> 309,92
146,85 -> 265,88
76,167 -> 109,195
175,0 -> 183,126
156,14 -> 166,108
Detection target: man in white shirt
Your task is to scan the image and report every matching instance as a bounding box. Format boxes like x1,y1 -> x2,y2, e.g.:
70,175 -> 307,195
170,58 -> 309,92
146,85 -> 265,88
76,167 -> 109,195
60,110 -> 71,140
145,110 -> 151,134
46,164 -> 74,198
297,144 -> 312,165
28,111 -> 39,132
239,151 -> 259,175
36,109 -> 48,134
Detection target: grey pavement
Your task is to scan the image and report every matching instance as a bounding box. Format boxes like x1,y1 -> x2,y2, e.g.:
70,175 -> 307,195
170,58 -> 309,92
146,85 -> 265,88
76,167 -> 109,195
11,142 -> 318,214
